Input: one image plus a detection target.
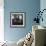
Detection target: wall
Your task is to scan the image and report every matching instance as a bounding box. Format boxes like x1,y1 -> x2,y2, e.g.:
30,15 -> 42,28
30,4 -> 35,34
4,0 -> 40,42
40,0 -> 46,27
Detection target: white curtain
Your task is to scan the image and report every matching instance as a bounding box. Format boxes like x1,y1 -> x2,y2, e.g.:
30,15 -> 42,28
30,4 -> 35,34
0,0 -> 4,42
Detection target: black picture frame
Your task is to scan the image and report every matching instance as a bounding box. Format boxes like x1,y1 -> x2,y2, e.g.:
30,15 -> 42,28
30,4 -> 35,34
10,12 -> 26,28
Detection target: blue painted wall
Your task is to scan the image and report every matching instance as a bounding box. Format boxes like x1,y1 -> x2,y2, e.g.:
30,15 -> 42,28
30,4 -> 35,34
40,0 -> 46,27
4,0 -> 40,42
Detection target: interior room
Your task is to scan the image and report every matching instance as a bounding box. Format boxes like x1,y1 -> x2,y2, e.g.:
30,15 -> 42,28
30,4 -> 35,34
0,0 -> 46,46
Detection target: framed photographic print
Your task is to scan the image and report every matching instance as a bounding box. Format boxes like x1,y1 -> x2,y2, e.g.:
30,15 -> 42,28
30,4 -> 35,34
10,12 -> 26,28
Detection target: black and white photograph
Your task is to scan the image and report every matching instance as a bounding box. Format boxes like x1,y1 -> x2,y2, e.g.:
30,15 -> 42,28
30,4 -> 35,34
10,12 -> 25,27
